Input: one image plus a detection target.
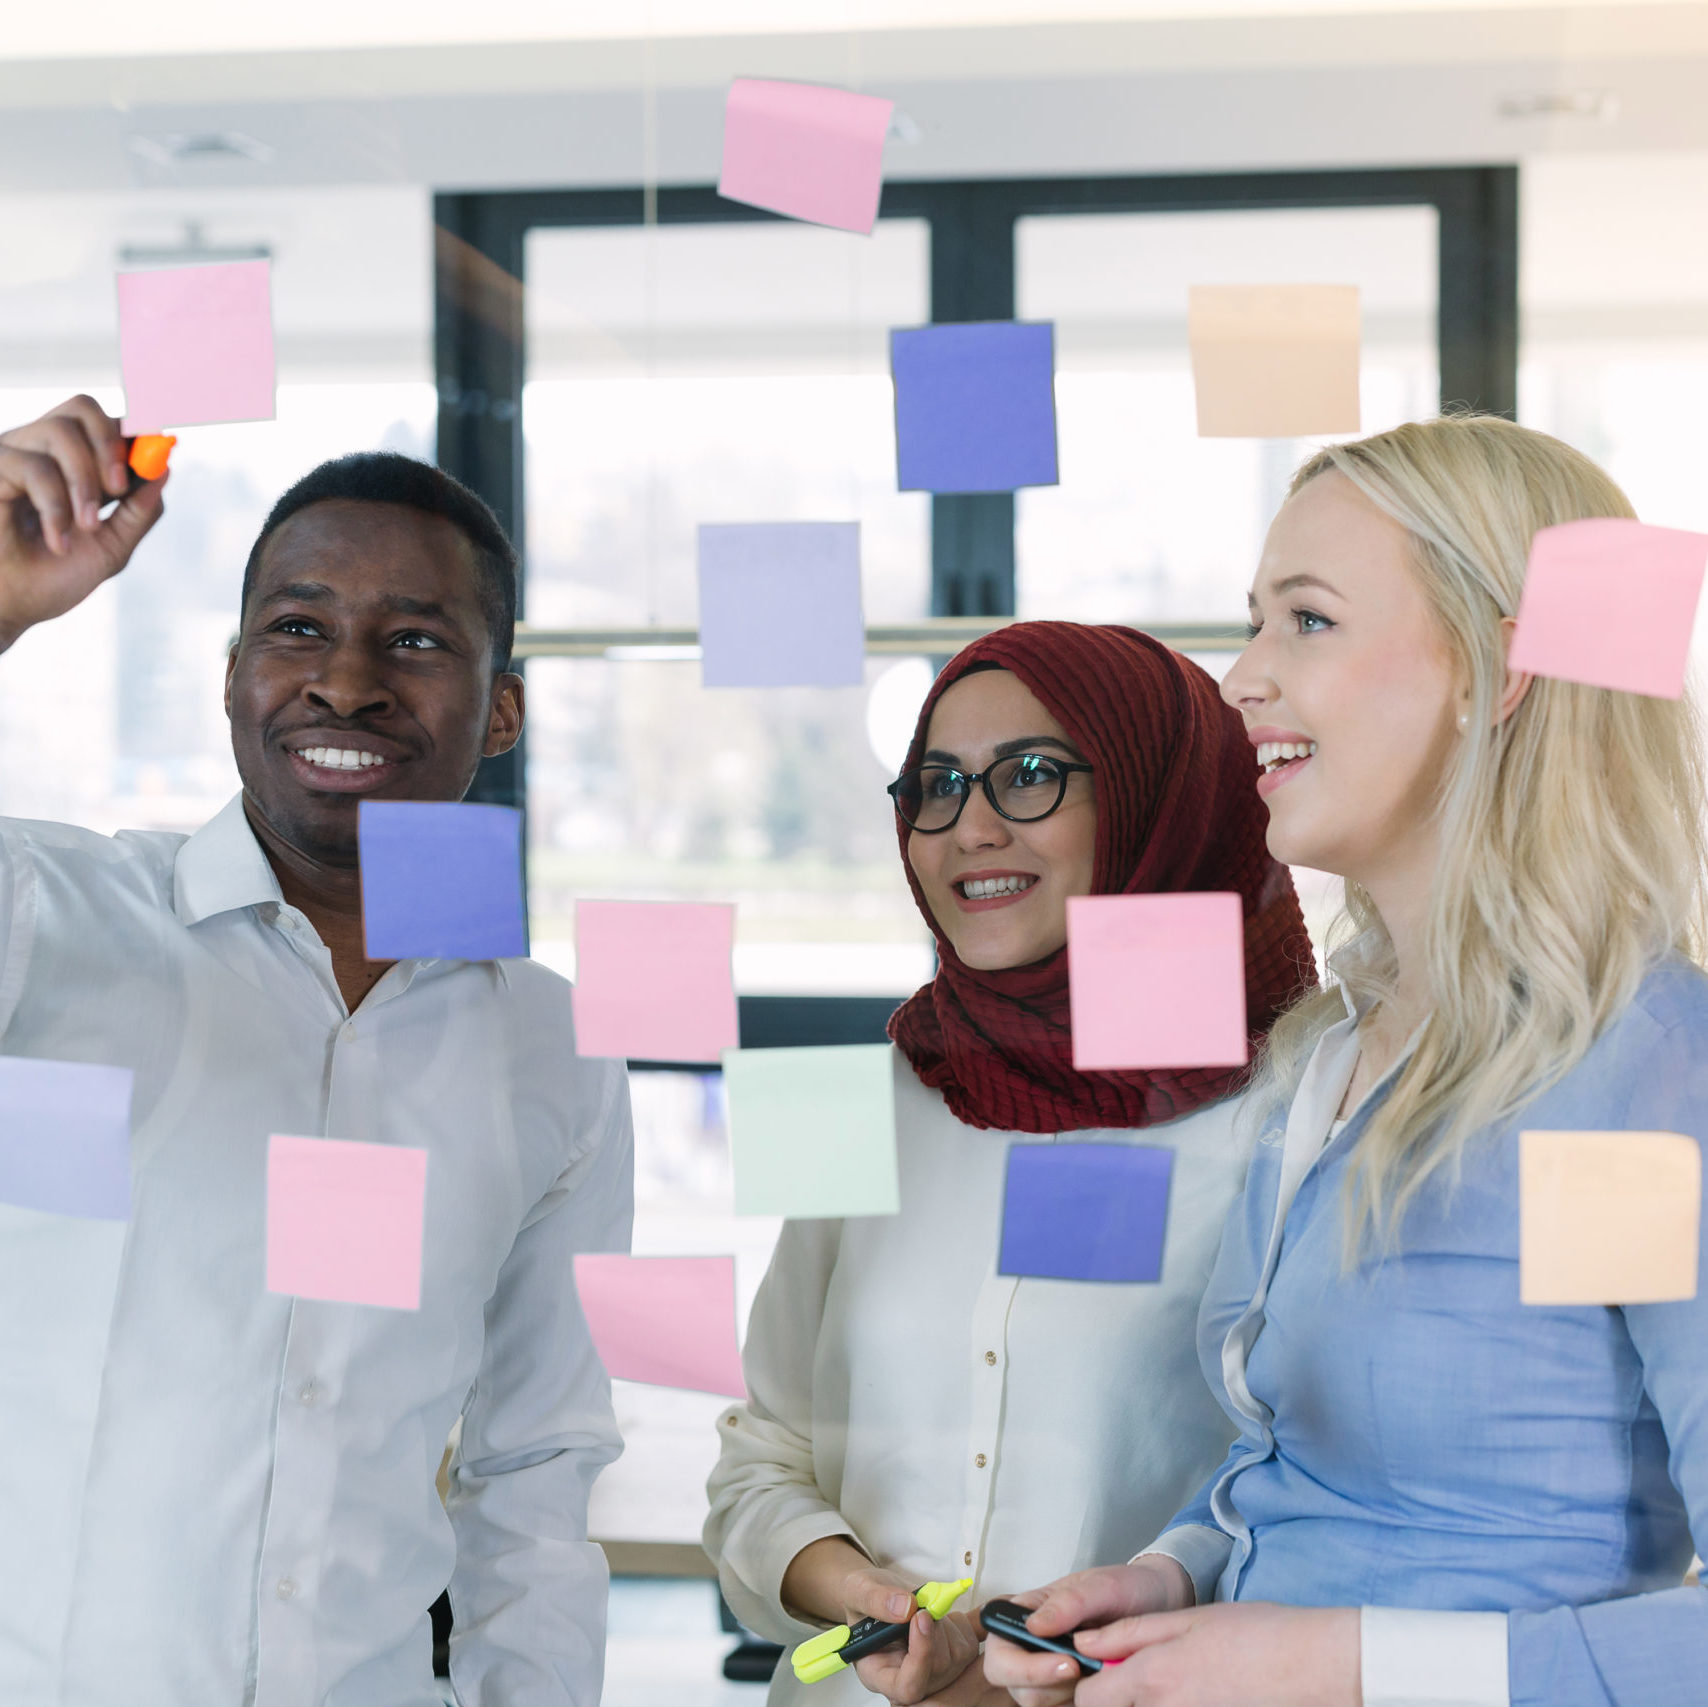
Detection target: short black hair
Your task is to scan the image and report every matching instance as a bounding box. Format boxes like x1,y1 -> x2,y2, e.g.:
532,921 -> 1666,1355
240,452 -> 518,675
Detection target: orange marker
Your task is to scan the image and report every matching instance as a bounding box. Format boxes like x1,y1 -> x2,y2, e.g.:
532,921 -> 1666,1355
127,434 -> 177,482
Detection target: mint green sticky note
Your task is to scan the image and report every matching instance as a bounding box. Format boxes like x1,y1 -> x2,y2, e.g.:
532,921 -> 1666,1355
724,1044 -> 900,1218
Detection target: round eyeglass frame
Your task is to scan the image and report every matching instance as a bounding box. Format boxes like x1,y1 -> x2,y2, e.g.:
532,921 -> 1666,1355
887,753 -> 1095,833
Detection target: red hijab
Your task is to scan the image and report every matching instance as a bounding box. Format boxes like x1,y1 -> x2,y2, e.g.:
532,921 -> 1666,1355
887,622 -> 1315,1134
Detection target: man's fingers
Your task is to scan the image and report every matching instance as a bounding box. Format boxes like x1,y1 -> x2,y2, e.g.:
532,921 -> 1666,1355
0,411 -> 112,529
41,394 -> 130,498
0,444 -> 75,554
94,476 -> 166,569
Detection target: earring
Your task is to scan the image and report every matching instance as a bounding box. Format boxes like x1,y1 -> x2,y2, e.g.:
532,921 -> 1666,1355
1457,713 -> 1470,732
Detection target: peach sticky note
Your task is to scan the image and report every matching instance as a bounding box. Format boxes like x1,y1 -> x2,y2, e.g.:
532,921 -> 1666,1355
718,78 -> 894,235
572,900 -> 740,1064
1188,283 -> 1361,438
1509,519 -> 1708,699
573,1253 -> 746,1397
1520,1130 -> 1701,1306
117,259 -> 275,434
1067,893 -> 1248,1071
266,1135 -> 428,1311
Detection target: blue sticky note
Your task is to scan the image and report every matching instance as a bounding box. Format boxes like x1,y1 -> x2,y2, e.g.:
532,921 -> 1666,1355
0,1057 -> 133,1220
999,1142 -> 1173,1283
891,321 -> 1059,494
698,521 -> 865,689
358,801 -> 528,961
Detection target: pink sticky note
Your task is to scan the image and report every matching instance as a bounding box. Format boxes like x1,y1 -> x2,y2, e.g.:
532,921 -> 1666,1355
718,78 -> 894,235
573,1254 -> 746,1398
1509,519 -> 1708,699
572,901 -> 739,1064
1067,893 -> 1248,1071
266,1134 -> 427,1311
117,259 -> 276,433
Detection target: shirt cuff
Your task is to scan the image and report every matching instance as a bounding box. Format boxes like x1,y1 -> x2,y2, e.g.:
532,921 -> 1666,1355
1361,1608 -> 1509,1707
1132,1525 -> 1234,1608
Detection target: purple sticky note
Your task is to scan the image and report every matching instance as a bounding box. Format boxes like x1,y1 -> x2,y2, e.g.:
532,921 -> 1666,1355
999,1142 -> 1174,1283
266,1134 -> 428,1310
698,521 -> 865,689
718,78 -> 894,235
358,801 -> 528,961
573,1253 -> 746,1397
1067,893 -> 1248,1071
891,321 -> 1059,494
1509,518 -> 1708,699
0,1057 -> 132,1220
117,259 -> 276,434
572,901 -> 739,1064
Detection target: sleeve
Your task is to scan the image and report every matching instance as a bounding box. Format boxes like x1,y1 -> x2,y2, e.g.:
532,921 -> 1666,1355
1134,1524 -> 1234,1608
703,1213 -> 861,1647
1506,1008 -> 1708,1707
445,1058 -> 635,1707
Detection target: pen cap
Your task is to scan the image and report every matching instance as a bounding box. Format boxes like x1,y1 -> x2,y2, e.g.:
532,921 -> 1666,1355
915,1578 -> 975,1619
791,1624 -> 853,1684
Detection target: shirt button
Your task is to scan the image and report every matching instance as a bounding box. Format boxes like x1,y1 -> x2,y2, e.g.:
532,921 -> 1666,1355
974,1453 -> 987,1469
341,1021 -> 356,1039
984,1351 -> 997,1366
963,1551 -> 973,1567
276,1578 -> 298,1601
298,1381 -> 319,1406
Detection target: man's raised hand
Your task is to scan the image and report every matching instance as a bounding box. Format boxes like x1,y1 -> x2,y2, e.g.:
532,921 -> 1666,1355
0,395 -> 166,652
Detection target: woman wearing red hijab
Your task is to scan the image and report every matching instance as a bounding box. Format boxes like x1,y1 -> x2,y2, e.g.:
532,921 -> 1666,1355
704,622 -> 1314,1707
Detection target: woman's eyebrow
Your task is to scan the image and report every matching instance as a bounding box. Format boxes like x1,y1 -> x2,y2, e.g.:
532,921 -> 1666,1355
1249,572 -> 1345,610
920,735 -> 1085,765
993,734 -> 1084,760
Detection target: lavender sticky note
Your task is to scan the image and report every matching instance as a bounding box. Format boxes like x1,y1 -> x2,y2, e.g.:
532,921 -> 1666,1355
718,78 -> 894,235
1509,519 -> 1708,699
117,259 -> 276,434
698,521 -> 865,689
891,321 -> 1059,494
1067,893 -> 1248,1071
358,801 -> 528,961
999,1142 -> 1174,1283
574,1253 -> 746,1397
0,1057 -> 132,1220
572,900 -> 740,1064
266,1134 -> 428,1311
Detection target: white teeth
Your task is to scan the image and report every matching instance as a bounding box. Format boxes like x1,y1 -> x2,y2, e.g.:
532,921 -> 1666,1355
961,875 -> 1038,899
1256,740 -> 1318,773
293,746 -> 388,770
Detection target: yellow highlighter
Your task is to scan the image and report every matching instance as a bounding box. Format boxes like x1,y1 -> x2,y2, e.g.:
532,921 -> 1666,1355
791,1578 -> 975,1685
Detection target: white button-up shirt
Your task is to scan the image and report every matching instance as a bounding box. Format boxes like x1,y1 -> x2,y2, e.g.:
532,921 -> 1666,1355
704,1049 -> 1249,1707
0,795 -> 633,1706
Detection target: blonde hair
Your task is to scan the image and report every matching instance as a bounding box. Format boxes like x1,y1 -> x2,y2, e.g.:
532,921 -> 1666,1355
1249,414 -> 1708,1253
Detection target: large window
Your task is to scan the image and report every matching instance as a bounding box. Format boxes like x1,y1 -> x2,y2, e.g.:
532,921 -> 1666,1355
520,217 -> 935,996
1015,204 -> 1438,625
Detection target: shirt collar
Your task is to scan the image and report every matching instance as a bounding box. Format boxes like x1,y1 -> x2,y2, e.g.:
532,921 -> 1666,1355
173,793 -> 286,927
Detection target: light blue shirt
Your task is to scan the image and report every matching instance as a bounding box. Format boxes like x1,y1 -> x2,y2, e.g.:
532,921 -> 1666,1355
1154,958 -> 1707,1707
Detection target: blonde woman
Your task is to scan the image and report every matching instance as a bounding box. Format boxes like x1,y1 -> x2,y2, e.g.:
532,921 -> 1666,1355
986,416 -> 1708,1707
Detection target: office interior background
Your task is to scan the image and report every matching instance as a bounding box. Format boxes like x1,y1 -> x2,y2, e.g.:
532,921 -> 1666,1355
4,1 -> 1707,1699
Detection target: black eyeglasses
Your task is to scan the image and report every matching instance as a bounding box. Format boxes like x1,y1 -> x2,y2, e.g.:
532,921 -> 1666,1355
888,753 -> 1094,833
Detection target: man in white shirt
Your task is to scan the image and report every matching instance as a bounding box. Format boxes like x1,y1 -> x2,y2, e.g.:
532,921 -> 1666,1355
0,395 -> 633,1705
